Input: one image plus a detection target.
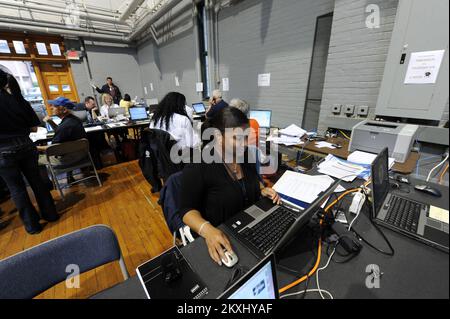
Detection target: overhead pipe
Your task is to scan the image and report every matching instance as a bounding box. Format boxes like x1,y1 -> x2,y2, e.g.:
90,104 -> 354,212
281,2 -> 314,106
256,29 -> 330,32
0,21 -> 131,43
119,0 -> 147,22
15,0 -> 121,17
128,0 -> 185,40
153,0 -> 192,31
0,0 -> 128,26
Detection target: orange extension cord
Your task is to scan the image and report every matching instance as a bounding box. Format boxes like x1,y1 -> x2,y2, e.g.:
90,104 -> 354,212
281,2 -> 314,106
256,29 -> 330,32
278,188 -> 360,294
439,163 -> 449,184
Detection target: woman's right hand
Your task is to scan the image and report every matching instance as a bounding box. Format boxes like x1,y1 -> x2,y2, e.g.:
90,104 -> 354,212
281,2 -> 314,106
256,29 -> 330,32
201,224 -> 233,266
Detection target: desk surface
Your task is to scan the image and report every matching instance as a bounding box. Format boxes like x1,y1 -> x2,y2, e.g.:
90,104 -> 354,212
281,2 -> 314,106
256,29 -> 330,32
298,137 -> 419,175
92,177 -> 449,299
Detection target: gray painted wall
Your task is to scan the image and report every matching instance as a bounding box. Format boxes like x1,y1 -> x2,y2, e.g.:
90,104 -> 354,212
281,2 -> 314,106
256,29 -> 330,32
318,0 -> 399,133
137,30 -> 201,105
217,0 -> 334,128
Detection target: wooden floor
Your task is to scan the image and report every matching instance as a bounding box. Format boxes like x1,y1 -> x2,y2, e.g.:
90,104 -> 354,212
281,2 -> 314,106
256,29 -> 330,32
0,160 -> 173,299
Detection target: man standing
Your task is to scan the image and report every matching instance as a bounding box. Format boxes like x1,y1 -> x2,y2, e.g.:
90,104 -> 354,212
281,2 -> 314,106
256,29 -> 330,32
206,90 -> 229,119
95,77 -> 122,105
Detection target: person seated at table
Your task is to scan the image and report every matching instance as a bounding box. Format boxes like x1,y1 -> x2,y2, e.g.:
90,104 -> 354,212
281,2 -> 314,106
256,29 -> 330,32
74,96 -> 99,123
37,97 -> 88,183
229,98 -> 259,146
206,90 -> 229,119
100,93 -> 119,119
150,92 -> 200,149
119,94 -> 134,114
179,107 -> 281,265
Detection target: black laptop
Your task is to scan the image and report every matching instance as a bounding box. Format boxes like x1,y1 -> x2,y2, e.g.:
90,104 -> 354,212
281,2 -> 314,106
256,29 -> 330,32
225,181 -> 339,258
370,148 -> 449,252
192,102 -> 206,115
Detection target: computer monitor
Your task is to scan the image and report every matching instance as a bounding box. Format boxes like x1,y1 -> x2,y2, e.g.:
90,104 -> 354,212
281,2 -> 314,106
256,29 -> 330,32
192,102 -> 206,114
249,110 -> 272,128
129,107 -> 149,121
370,148 -> 390,219
45,116 -> 62,132
219,254 -> 279,299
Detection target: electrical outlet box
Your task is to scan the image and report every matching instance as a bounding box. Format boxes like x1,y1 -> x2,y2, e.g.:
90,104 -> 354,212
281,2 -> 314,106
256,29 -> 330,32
344,105 -> 355,116
357,105 -> 369,117
332,104 -> 342,115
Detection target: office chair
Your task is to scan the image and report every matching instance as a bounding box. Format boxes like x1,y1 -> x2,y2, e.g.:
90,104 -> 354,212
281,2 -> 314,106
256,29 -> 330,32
0,225 -> 129,299
44,138 -> 102,199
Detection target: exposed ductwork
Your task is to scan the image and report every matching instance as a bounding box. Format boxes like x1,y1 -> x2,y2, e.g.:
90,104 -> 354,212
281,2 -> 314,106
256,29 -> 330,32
119,0 -> 147,22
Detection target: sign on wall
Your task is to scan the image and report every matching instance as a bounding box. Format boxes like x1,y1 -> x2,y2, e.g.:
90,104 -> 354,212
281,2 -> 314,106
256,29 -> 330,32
404,50 -> 446,84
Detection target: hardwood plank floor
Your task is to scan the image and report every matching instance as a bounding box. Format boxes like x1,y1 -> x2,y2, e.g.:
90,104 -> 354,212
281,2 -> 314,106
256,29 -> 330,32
0,160 -> 173,299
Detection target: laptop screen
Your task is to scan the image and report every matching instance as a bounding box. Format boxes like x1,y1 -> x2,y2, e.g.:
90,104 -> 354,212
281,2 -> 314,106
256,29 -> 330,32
249,110 -> 272,128
192,103 -> 206,114
371,148 -> 390,218
45,116 -> 62,132
219,254 -> 278,299
130,107 -> 148,121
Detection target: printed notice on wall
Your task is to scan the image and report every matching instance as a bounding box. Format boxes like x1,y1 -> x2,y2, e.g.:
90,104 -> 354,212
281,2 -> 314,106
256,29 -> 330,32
222,78 -> 229,92
196,82 -> 204,92
258,73 -> 271,87
404,50 -> 445,84
175,76 -> 180,87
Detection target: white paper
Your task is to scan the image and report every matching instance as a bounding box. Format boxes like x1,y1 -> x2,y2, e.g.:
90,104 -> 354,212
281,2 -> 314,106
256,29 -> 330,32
348,151 -> 395,169
279,124 -> 307,138
36,42 -> 48,55
258,73 -> 271,87
13,41 -> 26,54
196,82 -> 204,92
150,83 -> 154,91
315,141 -> 336,149
144,86 -> 148,95
84,126 -> 104,132
175,77 -> 180,87
106,123 -> 126,128
222,78 -> 229,92
50,43 -> 61,56
429,206 -> 449,224
404,50 -> 445,84
267,135 -> 302,146
0,40 -> 10,54
318,155 -> 366,182
273,171 -> 335,204
29,127 -> 48,142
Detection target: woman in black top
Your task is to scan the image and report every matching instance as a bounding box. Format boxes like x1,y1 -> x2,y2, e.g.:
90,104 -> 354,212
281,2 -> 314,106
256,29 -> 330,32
0,70 -> 58,234
180,107 -> 280,265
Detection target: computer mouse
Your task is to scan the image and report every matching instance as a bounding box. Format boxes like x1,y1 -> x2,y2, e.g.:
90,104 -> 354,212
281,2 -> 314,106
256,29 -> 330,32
221,250 -> 239,268
414,185 -> 442,197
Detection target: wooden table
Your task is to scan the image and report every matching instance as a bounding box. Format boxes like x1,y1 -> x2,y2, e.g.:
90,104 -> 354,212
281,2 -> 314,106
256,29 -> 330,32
295,137 -> 420,175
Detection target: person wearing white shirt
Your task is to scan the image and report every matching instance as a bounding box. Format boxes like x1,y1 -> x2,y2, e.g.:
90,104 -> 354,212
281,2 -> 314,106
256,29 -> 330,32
100,93 -> 119,118
150,92 -> 200,149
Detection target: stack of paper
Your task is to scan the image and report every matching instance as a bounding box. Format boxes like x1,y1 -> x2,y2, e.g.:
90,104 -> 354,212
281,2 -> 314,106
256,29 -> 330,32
273,171 -> 338,210
347,151 -> 395,169
279,124 -> 307,138
84,126 -> 104,132
318,155 -> 366,182
267,135 -> 303,146
29,127 -> 48,142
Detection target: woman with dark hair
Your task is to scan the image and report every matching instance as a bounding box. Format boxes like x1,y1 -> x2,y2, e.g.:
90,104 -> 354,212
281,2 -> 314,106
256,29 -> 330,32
150,92 -> 199,148
119,93 -> 134,114
179,107 -> 280,265
0,70 -> 58,234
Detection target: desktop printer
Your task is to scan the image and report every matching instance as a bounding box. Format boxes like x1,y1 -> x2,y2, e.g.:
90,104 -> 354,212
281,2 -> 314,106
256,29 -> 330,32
349,120 -> 419,163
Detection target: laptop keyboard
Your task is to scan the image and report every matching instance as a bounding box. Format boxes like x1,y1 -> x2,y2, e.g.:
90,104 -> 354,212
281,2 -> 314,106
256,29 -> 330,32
240,207 -> 297,255
384,195 -> 425,233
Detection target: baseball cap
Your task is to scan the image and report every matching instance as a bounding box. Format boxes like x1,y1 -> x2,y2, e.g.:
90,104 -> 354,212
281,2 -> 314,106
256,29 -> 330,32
47,97 -> 76,109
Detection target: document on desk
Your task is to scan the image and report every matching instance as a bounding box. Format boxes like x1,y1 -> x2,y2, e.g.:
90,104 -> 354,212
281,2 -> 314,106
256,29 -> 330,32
279,124 -> 307,138
315,141 -> 336,149
29,127 -> 48,142
267,135 -> 302,146
273,171 -> 335,205
84,126 -> 104,132
106,122 -> 126,128
318,155 -> 366,182
348,151 -> 395,169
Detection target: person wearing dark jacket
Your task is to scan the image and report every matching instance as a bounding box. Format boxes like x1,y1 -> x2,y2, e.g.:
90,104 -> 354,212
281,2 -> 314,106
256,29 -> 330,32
95,77 -> 122,105
0,70 -> 58,234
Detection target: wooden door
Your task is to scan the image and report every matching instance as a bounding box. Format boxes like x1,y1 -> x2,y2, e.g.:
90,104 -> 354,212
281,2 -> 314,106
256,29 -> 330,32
38,62 -> 79,106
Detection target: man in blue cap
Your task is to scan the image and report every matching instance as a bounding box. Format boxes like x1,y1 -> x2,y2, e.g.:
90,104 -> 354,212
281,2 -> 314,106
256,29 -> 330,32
37,97 -> 88,183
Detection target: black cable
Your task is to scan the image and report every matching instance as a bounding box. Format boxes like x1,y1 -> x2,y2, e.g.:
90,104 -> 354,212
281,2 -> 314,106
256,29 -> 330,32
301,275 -> 310,299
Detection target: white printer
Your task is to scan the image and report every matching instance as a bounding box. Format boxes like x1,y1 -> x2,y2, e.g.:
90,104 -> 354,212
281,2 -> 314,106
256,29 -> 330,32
349,120 -> 419,163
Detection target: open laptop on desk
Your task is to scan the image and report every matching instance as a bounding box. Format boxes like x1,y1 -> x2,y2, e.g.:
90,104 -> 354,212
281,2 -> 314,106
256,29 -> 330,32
225,180 -> 339,258
129,107 -> 150,124
370,148 -> 449,252
218,254 -> 278,299
192,102 -> 207,116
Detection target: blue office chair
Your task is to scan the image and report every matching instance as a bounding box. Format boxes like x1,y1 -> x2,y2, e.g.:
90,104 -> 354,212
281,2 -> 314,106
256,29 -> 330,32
0,225 -> 129,299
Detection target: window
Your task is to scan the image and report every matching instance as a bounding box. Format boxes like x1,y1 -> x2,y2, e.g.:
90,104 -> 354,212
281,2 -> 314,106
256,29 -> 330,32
13,41 -> 26,54
50,43 -> 62,56
36,42 -> 48,55
0,40 -> 10,53
196,1 -> 210,98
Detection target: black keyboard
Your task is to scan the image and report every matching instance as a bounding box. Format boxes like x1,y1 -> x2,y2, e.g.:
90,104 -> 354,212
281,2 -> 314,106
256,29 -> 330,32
240,207 -> 297,255
384,195 -> 425,233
